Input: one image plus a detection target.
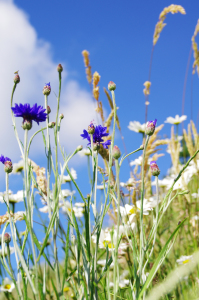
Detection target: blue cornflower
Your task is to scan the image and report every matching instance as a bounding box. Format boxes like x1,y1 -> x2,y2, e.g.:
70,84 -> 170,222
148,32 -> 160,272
81,124 -> 111,149
0,155 -> 11,164
11,103 -> 47,129
0,155 -> 12,173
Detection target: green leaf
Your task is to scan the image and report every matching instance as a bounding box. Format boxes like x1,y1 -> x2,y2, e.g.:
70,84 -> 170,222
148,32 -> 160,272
138,218 -> 187,299
61,222 -> 70,292
24,215 -> 54,270
51,279 -> 60,300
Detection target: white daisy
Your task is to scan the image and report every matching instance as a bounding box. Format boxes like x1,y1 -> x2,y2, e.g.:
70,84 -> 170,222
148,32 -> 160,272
176,255 -> 192,265
164,115 -> 187,125
128,121 -> 146,133
0,278 -> 15,293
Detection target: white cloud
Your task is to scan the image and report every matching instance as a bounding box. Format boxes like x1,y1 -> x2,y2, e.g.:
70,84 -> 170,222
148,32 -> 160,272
0,0 -> 96,176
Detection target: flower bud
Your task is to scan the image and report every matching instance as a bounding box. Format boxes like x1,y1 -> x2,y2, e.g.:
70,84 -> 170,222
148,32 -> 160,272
43,82 -> 51,96
14,74 -> 20,84
48,122 -> 55,128
93,142 -> 100,151
22,119 -> 32,130
108,81 -> 116,91
4,161 -> 13,174
140,144 -> 144,150
88,123 -> 95,134
59,113 -> 64,119
76,145 -> 83,152
57,64 -> 63,73
4,233 -> 11,244
145,119 -> 157,136
47,106 -> 51,114
112,145 -> 121,159
150,161 -> 160,176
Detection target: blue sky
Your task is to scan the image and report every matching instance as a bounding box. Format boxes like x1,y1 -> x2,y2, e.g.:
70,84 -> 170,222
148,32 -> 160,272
0,0 -> 199,219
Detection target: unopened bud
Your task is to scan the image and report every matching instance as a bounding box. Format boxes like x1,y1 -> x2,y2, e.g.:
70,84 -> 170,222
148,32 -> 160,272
22,119 -> 32,130
150,161 -> 160,176
88,123 -> 95,134
108,81 -> 116,91
48,122 -> 55,128
145,119 -> 157,136
59,113 -> 64,119
47,106 -> 51,114
112,145 -> 121,159
57,64 -> 63,73
4,233 -> 11,244
178,190 -> 190,195
140,144 -> 144,150
93,142 -> 100,151
4,161 -> 13,174
14,74 -> 20,84
43,82 -> 51,96
76,145 -> 83,152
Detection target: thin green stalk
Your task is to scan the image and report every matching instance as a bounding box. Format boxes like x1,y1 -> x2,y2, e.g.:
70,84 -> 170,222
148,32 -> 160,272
6,244 -> 20,297
24,129 -> 39,300
5,174 -> 22,298
10,83 -> 24,157
139,135 -> 149,285
94,151 -> 99,300
143,176 -> 159,276
53,71 -> 62,295
90,134 -> 94,172
114,159 -> 120,300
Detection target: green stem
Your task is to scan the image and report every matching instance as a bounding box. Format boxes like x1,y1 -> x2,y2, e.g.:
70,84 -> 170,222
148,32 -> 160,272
90,134 -> 94,172
6,244 -> 20,297
94,152 -> 99,300
139,135 -> 149,285
5,174 -> 22,298
53,71 -> 62,295
119,146 -> 144,167
24,129 -> 39,300
114,159 -> 120,300
10,83 -> 24,157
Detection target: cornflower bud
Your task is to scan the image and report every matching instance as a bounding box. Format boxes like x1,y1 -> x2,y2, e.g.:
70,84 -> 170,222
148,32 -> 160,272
76,145 -> 83,152
150,161 -> 160,176
112,145 -> 121,159
14,74 -> 20,84
43,82 -> 51,96
22,119 -> 32,130
88,122 -> 95,134
48,122 -> 55,128
57,63 -> 63,73
4,161 -> 13,174
93,142 -> 100,151
4,233 -> 11,244
59,113 -> 64,119
47,106 -> 51,114
108,81 -> 116,91
145,119 -> 157,136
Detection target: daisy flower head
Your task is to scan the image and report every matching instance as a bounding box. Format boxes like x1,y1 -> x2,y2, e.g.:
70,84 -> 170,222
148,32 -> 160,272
11,103 -> 47,130
0,278 -> 15,293
165,115 -> 187,125
81,123 -> 111,149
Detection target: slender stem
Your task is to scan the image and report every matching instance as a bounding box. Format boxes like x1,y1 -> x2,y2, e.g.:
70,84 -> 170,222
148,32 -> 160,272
24,129 -> 39,300
119,146 -> 143,167
6,244 -> 20,297
139,135 -> 149,284
143,176 -> 159,275
90,134 -> 94,172
5,174 -> 22,298
10,83 -> 24,157
114,159 -> 120,300
94,152 -> 99,300
53,72 -> 62,295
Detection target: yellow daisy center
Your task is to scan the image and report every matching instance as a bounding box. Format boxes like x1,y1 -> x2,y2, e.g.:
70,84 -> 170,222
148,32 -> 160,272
4,284 -> 11,290
129,207 -> 136,214
103,240 -> 114,249
183,259 -> 190,264
63,287 -> 70,292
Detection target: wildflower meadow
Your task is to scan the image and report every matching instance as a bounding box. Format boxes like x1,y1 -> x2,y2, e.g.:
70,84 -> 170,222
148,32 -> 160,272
0,3 -> 199,300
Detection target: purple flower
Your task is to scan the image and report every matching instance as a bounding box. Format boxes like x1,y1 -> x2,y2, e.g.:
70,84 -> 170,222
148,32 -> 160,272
11,103 -> 47,126
81,124 -> 111,149
145,119 -> 157,136
0,155 -> 11,164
